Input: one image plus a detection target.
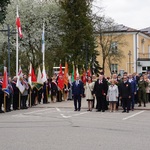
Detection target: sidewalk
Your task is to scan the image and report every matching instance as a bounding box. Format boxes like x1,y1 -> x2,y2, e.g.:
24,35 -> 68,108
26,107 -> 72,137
33,98 -> 150,111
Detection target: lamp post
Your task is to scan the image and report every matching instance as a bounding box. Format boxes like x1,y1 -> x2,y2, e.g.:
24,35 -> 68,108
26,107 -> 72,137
128,50 -> 132,73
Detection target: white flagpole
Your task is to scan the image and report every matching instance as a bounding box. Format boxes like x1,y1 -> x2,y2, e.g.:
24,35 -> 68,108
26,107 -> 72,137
16,5 -> 19,76
42,23 -> 45,67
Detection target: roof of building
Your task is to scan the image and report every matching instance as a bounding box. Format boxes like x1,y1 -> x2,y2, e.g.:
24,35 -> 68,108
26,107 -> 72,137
140,27 -> 150,36
114,24 -> 138,32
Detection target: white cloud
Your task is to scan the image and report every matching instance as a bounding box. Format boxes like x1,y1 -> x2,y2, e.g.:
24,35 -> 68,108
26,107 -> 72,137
93,0 -> 150,29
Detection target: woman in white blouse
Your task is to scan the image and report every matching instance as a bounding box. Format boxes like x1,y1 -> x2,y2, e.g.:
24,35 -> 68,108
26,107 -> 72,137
85,76 -> 95,111
107,79 -> 119,112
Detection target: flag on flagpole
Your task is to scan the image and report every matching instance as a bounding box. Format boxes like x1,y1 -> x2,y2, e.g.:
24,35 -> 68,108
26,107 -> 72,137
74,66 -> 77,80
31,67 -> 37,83
42,64 -> 47,83
28,63 -> 32,87
2,67 -> 9,95
34,66 -> 43,91
87,65 -> 92,77
71,63 -> 75,82
2,67 -> 8,89
76,65 -> 79,77
82,66 -> 86,84
16,5 -> 23,38
28,63 -> 37,89
37,66 -> 43,84
16,66 -> 25,94
64,62 -> 68,86
58,63 -> 64,91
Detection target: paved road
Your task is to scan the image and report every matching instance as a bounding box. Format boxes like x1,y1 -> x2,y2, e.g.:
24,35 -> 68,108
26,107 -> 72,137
0,99 -> 150,150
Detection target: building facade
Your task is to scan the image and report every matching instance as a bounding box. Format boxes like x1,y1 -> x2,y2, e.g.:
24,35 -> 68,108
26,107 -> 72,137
96,25 -> 150,76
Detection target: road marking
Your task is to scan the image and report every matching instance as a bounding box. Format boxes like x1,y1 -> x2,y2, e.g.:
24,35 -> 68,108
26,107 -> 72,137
122,111 -> 145,120
60,114 -> 71,118
73,112 -> 88,117
56,108 -> 61,112
60,112 -> 88,118
12,108 -> 55,117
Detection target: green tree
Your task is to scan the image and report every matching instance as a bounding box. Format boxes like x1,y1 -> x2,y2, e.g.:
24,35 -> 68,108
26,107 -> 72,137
2,0 -> 63,76
59,0 -> 99,74
0,0 -> 10,24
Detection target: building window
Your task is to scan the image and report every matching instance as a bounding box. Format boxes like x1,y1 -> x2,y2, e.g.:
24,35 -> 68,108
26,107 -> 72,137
142,67 -> 146,71
110,42 -> 118,53
111,64 -> 118,74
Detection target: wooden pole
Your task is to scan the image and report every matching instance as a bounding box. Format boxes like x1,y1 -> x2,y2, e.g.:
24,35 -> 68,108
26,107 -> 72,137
3,94 -> 6,112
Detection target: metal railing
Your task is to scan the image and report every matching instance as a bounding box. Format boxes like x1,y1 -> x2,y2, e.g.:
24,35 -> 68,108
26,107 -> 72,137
138,53 -> 150,60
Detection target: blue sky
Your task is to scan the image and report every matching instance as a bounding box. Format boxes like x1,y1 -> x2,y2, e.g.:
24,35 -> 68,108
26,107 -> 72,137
92,0 -> 150,29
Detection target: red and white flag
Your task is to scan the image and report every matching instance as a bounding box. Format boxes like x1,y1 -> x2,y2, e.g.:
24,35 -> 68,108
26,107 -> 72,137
16,6 -> 23,38
2,67 -> 8,89
58,63 -> 64,91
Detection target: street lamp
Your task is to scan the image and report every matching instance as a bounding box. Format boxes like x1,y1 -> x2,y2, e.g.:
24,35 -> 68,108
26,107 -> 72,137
128,50 -> 132,73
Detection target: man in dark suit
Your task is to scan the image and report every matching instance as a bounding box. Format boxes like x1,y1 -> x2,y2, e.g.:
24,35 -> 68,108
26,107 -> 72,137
72,75 -> 84,111
120,76 -> 132,113
93,75 -> 108,112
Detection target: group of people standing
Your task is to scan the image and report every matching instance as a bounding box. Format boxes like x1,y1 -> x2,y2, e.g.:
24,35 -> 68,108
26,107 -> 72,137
0,73 -> 50,113
72,71 -> 150,113
0,70 -> 150,114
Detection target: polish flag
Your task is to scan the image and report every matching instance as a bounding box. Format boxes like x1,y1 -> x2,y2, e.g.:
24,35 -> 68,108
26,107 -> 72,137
16,6 -> 23,38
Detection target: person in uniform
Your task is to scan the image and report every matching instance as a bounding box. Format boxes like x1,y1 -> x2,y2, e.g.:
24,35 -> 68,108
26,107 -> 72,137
138,75 -> 148,107
51,76 -> 58,103
12,76 -> 20,110
21,75 -> 29,109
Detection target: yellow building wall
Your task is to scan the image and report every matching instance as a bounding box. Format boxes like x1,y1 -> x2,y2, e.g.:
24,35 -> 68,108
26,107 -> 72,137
96,33 -> 134,77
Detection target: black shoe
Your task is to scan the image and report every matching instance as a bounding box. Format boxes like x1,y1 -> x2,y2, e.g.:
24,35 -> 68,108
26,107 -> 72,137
138,105 -> 141,107
122,110 -> 126,113
102,110 -> 105,112
127,110 -> 129,113
96,110 -> 101,112
74,109 -> 77,111
144,104 -> 146,107
87,109 -> 90,111
78,109 -> 80,111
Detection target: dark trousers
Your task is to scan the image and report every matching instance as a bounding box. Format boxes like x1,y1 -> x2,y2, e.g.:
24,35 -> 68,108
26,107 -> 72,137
38,93 -> 42,103
0,95 -> 3,111
13,94 -> 19,110
57,91 -> 62,102
74,95 -> 81,110
21,95 -> 28,109
96,96 -> 105,111
6,96 -> 11,111
43,91 -> 48,104
31,93 -> 36,106
130,93 -> 135,109
122,98 -> 130,111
